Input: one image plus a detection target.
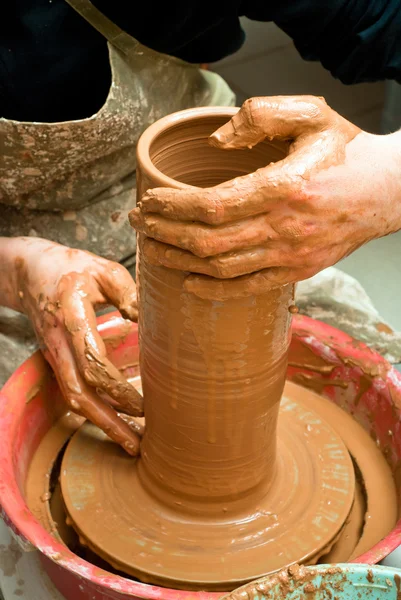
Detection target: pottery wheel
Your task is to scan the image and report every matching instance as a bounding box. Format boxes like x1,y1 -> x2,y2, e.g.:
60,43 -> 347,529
60,394 -> 355,591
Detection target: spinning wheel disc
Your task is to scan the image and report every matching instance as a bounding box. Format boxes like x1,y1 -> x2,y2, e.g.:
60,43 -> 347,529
61,394 -> 355,590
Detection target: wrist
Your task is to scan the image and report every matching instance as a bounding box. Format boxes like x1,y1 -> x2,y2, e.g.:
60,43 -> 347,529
385,130 -> 401,230
0,237 -> 51,313
0,237 -> 26,312
369,130 -> 401,236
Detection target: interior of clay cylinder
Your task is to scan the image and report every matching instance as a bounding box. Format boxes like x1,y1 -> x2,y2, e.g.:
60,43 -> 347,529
141,110 -> 288,187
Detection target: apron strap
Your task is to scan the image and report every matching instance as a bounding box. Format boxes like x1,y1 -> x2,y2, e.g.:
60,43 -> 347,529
65,0 -> 140,56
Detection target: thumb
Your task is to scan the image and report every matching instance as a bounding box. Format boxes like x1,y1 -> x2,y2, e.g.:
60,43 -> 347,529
97,261 -> 138,322
209,95 -> 330,150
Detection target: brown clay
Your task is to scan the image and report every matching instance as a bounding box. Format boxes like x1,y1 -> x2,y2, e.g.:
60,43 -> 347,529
25,108 -> 397,591
60,109 -> 356,588
289,382 -> 397,559
25,411 -> 84,540
26,381 -> 396,590
133,108 -> 296,514
137,255 -> 293,507
60,392 -> 355,589
129,97 -> 367,295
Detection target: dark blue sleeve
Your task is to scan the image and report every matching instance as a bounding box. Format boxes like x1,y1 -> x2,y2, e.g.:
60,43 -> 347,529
89,0 -> 401,83
90,1 -> 245,63
244,0 -> 401,84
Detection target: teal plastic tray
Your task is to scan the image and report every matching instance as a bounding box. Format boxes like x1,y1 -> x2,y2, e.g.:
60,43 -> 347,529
224,565 -> 401,599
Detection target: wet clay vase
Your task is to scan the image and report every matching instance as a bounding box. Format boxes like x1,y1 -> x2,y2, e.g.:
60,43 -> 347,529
58,107 -> 300,589
124,109 -> 396,590
1,313 -> 401,599
135,107 -> 293,514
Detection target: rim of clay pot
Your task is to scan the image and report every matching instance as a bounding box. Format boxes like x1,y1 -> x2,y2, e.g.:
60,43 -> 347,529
1,314 -> 401,599
136,106 -> 239,189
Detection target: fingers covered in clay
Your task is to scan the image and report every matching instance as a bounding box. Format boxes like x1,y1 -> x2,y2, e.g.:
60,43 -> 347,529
137,170 -> 286,225
96,260 -> 139,322
142,238 -> 308,279
11,238 -> 143,456
209,95 -> 359,149
42,323 -> 141,456
58,272 -> 143,417
130,209 -> 279,258
136,95 -> 360,230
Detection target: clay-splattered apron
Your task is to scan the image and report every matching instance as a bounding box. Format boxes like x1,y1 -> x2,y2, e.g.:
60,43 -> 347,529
0,0 -> 235,385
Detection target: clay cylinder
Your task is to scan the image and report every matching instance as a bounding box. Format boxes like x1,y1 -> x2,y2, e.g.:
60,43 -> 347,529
135,108 -> 293,515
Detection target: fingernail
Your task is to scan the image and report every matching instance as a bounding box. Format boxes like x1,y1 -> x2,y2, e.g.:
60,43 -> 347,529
124,440 -> 140,456
119,304 -> 138,322
209,123 -> 235,147
128,209 -> 141,226
142,189 -> 156,201
129,396 -> 144,416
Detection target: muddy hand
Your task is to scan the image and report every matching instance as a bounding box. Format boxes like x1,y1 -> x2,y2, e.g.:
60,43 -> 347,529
130,95 -> 401,297
1,237 -> 142,455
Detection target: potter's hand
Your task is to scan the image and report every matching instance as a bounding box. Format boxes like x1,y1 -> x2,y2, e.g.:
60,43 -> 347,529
130,96 -> 401,296
0,237 -> 142,455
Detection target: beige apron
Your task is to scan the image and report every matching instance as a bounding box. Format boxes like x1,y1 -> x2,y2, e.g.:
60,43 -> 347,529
0,0 -> 235,385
